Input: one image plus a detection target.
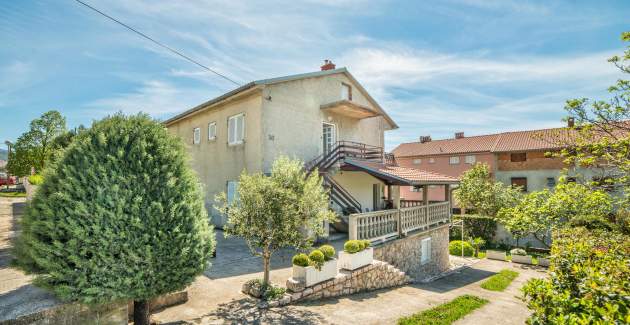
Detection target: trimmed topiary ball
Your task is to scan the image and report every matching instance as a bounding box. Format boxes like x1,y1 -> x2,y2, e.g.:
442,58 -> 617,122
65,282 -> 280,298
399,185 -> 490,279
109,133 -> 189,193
292,253 -> 310,267
319,245 -> 336,261
13,114 -> 215,319
449,240 -> 474,257
309,249 -> 325,270
510,248 -> 527,256
344,240 -> 361,254
361,240 -> 371,250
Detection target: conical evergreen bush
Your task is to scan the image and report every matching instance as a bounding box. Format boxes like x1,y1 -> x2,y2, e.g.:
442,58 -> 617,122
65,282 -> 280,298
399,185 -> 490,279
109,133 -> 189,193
14,114 -> 215,323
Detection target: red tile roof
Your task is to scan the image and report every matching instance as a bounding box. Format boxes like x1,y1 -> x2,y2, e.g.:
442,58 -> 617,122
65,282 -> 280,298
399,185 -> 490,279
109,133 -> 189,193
345,159 -> 459,184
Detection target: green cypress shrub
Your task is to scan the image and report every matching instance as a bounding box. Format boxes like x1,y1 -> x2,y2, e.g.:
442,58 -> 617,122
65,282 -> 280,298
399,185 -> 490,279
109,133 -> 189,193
449,240 -> 474,256
13,114 -> 215,324
308,250 -> 325,270
319,245 -> 336,261
292,253 -> 310,267
344,240 -> 361,254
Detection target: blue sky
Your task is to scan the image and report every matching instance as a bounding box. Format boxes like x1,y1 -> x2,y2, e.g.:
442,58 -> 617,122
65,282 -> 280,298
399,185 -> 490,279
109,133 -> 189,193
1,0 -> 628,150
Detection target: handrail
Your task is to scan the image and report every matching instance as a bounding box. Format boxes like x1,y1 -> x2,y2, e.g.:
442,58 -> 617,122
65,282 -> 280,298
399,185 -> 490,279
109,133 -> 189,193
305,140 -> 387,173
324,174 -> 361,212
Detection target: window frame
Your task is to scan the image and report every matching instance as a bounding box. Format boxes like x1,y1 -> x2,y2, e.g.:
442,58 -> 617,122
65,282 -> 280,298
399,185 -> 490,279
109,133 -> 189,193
341,82 -> 352,101
546,177 -> 556,188
193,127 -> 201,144
208,121 -> 217,141
465,155 -> 476,164
227,113 -> 245,145
429,158 -> 435,164
511,177 -> 528,192
449,156 -> 460,165
421,237 -> 431,264
412,158 -> 422,165
510,152 -> 527,162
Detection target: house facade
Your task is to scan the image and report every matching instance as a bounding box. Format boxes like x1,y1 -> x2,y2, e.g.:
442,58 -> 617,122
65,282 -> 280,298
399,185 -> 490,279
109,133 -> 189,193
165,62 -> 457,250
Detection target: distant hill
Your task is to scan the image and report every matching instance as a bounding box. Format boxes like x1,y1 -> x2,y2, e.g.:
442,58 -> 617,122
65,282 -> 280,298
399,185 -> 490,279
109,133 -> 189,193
0,148 -> 7,161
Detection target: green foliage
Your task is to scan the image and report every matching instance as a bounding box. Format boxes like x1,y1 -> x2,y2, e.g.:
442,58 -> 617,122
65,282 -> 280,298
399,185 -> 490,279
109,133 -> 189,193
480,269 -> 519,291
449,240 -> 474,257
292,253 -> 310,267
361,239 -> 371,249
7,110 -> 67,177
308,249 -> 325,270
509,248 -> 527,256
0,192 -> 26,198
522,228 -> 629,324
215,156 -> 336,285
13,114 -> 215,304
27,174 -> 44,185
469,237 -> 486,258
244,279 -> 286,301
319,245 -> 336,261
397,295 -> 488,325
453,163 -> 522,218
343,240 -> 362,254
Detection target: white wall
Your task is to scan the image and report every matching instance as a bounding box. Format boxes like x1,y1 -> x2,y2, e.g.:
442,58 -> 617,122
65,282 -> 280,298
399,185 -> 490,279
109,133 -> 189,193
331,171 -> 386,213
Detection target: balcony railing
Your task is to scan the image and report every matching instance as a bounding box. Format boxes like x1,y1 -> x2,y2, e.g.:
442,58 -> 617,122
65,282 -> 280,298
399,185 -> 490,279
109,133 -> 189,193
348,202 -> 451,242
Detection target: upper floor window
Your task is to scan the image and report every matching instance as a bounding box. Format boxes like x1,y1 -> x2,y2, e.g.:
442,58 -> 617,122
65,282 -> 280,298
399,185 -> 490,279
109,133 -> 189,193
193,127 -> 200,144
429,158 -> 435,164
208,122 -> 217,141
510,152 -> 527,162
465,155 -> 476,164
341,83 -> 352,101
449,156 -> 460,165
413,159 -> 422,165
228,113 -> 245,145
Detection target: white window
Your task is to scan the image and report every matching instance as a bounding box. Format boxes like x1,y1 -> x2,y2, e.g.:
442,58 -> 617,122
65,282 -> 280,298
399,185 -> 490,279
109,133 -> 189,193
208,122 -> 216,141
413,159 -> 422,165
193,127 -> 200,144
429,158 -> 435,164
227,181 -> 239,204
341,83 -> 352,100
465,155 -> 476,164
421,237 -> 431,264
228,113 -> 245,145
449,156 -> 460,165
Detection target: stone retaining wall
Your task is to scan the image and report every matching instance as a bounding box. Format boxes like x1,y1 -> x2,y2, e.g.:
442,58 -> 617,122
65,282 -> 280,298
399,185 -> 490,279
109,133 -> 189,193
373,224 -> 450,281
0,302 -> 127,325
265,260 -> 409,307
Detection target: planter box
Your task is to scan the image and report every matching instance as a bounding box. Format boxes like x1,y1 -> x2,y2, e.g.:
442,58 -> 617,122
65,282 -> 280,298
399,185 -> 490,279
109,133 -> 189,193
511,254 -> 533,265
486,250 -> 507,261
338,247 -> 373,271
292,259 -> 337,287
537,257 -> 550,267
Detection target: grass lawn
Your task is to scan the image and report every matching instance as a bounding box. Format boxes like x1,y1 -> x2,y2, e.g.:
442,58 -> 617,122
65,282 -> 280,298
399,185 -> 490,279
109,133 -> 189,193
397,295 -> 489,325
0,192 -> 26,198
480,269 -> 519,291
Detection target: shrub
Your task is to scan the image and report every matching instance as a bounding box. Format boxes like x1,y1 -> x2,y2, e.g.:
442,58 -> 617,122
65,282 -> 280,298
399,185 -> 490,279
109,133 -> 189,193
449,240 -> 474,256
12,114 -> 215,324
509,248 -> 527,256
344,240 -> 361,254
319,245 -> 336,261
522,228 -> 629,324
308,249 -> 325,270
361,239 -> 371,250
292,253 -> 310,267
27,174 -> 44,185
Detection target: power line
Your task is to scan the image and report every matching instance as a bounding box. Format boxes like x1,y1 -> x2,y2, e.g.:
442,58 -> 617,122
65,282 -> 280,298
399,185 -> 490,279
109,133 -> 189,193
73,0 -> 240,86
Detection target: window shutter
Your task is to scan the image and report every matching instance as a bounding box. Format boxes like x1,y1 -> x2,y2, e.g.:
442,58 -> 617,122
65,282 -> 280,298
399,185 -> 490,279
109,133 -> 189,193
228,117 -> 235,144
421,237 -> 431,264
227,181 -> 239,204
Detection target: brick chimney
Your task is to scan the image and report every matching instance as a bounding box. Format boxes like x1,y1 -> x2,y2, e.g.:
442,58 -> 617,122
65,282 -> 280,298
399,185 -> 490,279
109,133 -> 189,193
419,135 -> 432,143
321,59 -> 336,71
567,117 -> 575,128
455,132 -> 465,139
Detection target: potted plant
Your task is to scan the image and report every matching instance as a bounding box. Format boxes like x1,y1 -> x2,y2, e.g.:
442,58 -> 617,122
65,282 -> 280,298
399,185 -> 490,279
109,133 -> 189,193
291,245 -> 337,287
338,240 -> 373,270
510,248 -> 533,264
536,254 -> 551,267
486,250 -> 507,261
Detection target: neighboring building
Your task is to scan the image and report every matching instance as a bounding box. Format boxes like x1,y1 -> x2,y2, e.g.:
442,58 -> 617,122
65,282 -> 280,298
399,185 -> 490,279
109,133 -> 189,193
391,124 -> 601,207
165,61 -> 457,250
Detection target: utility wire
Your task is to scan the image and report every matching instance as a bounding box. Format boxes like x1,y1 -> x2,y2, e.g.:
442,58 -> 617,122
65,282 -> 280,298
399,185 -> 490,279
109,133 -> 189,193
73,0 -> 241,86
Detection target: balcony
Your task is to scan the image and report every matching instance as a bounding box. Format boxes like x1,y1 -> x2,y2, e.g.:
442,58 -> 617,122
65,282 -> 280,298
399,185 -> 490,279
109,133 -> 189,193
320,100 -> 381,120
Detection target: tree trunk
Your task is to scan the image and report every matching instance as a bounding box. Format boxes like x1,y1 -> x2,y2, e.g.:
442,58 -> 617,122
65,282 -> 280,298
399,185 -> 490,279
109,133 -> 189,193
262,251 -> 271,286
134,300 -> 150,325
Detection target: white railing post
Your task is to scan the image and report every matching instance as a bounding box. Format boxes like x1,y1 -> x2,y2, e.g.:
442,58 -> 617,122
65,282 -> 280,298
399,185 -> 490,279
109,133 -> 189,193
349,214 -> 358,240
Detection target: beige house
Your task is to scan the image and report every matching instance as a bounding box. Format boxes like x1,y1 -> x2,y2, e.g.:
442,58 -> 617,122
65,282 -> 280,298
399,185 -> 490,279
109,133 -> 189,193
165,61 -> 456,242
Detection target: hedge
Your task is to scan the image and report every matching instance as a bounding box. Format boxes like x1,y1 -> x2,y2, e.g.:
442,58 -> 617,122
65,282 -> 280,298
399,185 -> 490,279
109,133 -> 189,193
449,214 -> 496,243
449,240 -> 474,257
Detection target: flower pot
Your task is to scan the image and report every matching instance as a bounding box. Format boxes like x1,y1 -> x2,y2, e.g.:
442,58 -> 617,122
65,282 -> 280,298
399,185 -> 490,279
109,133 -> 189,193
486,250 -> 507,261
537,257 -> 550,267
511,254 -> 533,265
292,259 -> 337,287
338,247 -> 373,271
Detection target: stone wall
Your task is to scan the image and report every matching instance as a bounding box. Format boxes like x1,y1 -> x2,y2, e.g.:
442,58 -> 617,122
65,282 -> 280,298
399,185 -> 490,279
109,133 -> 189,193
373,224 -> 450,281
1,302 -> 127,325
266,260 -> 409,307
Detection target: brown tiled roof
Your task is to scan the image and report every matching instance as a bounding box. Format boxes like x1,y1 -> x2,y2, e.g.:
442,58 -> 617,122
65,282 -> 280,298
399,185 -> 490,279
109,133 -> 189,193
392,127 -> 575,157
345,159 -> 459,184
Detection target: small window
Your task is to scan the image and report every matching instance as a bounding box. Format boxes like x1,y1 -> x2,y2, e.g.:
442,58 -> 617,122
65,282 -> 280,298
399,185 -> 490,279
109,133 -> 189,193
341,83 -> 352,101
511,177 -> 528,192
449,156 -> 460,165
413,159 -> 422,165
421,237 -> 431,264
228,113 -> 245,145
465,155 -> 476,164
510,152 -> 527,162
411,186 -> 422,192
546,177 -> 556,188
208,122 -> 217,141
429,158 -> 435,164
193,127 -> 200,144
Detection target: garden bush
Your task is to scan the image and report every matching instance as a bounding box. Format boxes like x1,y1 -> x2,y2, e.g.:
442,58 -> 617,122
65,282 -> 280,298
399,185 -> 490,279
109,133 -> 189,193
27,174 -> 44,185
344,240 -> 361,253
292,253 -> 310,267
449,240 -> 474,256
522,228 -> 629,324
509,248 -> 527,256
308,249 -> 325,270
319,245 -> 336,261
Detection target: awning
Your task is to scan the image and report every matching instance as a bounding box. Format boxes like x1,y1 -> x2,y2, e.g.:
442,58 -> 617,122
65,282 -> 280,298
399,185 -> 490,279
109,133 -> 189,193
320,100 -> 381,119
342,159 -> 459,186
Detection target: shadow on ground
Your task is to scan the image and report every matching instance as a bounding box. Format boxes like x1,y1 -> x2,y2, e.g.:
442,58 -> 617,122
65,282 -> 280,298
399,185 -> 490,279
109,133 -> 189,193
413,266 -> 496,293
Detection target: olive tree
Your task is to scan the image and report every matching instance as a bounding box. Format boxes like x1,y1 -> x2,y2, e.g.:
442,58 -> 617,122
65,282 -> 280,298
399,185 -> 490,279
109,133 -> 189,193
216,156 -> 336,285
14,114 -> 215,325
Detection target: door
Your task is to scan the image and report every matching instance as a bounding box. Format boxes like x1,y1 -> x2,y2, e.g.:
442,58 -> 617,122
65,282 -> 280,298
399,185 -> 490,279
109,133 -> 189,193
322,122 -> 336,154
372,184 -> 381,211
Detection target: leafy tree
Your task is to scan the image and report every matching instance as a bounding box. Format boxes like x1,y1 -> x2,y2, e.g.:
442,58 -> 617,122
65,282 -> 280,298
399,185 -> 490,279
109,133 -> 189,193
216,156 -> 336,285
13,114 -> 215,325
454,163 -> 522,218
7,110 -> 67,176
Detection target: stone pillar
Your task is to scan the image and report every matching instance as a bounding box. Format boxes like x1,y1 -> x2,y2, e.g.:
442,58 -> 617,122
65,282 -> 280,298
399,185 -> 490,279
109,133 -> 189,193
391,185 -> 401,209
